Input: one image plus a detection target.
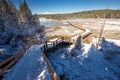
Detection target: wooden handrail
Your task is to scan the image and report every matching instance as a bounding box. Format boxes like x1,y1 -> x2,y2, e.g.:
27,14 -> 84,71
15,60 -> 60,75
0,56 -> 15,67
0,42 -> 32,76
42,53 -> 60,80
0,57 -> 19,75
67,21 -> 86,31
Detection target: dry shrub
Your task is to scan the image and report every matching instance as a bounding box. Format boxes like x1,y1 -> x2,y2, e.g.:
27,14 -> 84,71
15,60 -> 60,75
52,26 -> 61,31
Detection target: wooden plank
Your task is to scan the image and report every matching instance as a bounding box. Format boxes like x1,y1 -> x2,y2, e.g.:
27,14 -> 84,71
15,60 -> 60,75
0,56 -> 15,67
67,21 -> 86,31
0,57 -> 20,75
0,43 -> 32,76
82,32 -> 92,39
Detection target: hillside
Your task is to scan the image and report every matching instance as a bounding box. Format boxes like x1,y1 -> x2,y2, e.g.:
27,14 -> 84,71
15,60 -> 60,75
38,9 -> 120,20
0,0 -> 44,61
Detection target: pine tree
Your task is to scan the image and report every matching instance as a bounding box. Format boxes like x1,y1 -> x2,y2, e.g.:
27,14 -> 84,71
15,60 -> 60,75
8,0 -> 19,15
0,0 -> 12,14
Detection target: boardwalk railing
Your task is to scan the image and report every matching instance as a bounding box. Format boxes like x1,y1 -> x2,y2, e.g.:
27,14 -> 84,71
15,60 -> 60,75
0,40 -> 44,76
0,56 -> 15,68
42,53 -> 60,80
41,37 -> 75,80
0,44 -> 32,75
67,21 -> 92,39
67,21 -> 86,31
41,37 -> 74,56
0,39 -> 60,80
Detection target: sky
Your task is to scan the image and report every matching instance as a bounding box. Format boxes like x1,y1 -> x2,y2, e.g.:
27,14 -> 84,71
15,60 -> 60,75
11,0 -> 120,14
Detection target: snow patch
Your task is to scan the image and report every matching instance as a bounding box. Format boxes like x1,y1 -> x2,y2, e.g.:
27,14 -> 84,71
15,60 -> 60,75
3,45 -> 51,80
48,41 -> 120,80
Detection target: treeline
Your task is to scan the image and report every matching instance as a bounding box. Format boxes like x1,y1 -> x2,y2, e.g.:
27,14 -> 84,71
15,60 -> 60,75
0,0 -> 44,60
38,9 -> 120,20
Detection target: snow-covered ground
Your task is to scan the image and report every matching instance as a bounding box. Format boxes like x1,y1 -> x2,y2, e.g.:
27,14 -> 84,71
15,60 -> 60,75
64,19 -> 120,41
38,18 -> 120,80
48,38 -> 120,80
65,19 -> 120,31
3,45 -> 51,80
101,38 -> 120,54
42,18 -> 120,41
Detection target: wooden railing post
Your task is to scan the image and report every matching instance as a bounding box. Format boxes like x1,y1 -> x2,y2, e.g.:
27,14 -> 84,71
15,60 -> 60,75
45,40 -> 48,49
41,47 -> 43,52
62,37 -> 64,43
43,45 -> 46,52
52,41 -> 56,52
53,41 -> 55,48
62,37 -> 64,53
55,40 -> 58,49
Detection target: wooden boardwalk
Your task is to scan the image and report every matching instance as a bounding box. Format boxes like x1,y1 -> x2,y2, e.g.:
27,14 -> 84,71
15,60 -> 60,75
67,21 -> 92,39
41,38 -> 74,54
0,38 -> 74,80
41,38 -> 74,80
0,25 -> 92,79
